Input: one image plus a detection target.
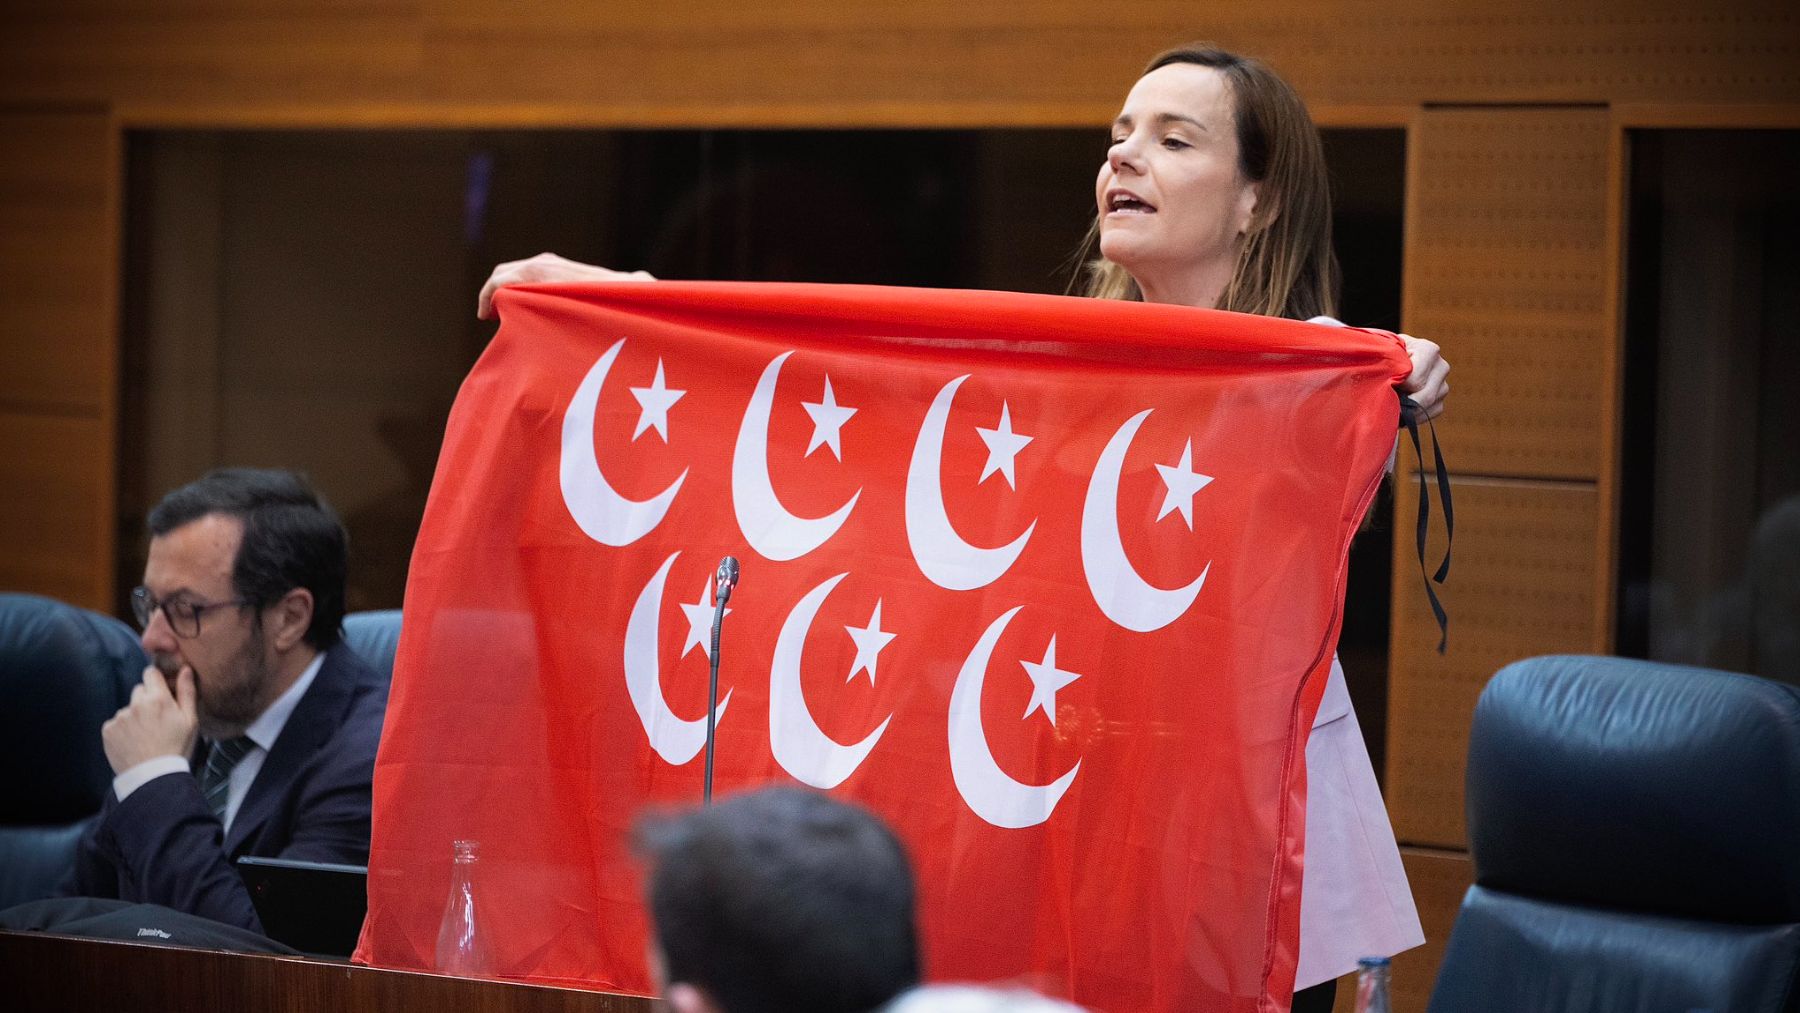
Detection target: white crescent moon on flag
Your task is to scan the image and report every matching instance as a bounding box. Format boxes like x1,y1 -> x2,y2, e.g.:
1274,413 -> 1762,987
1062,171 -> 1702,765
733,351 -> 861,561
1080,409 -> 1211,633
905,375 -> 1036,591
561,339 -> 688,547
769,572 -> 893,789
947,605 -> 1080,829
624,551 -> 732,765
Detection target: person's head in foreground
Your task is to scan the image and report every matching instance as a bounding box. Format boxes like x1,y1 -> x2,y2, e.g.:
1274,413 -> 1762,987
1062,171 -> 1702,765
1088,43 -> 1337,321
636,786 -> 920,1013
135,467 -> 347,739
882,984 -> 1088,1013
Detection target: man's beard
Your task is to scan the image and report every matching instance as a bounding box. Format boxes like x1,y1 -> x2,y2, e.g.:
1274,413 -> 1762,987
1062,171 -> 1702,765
156,623 -> 273,740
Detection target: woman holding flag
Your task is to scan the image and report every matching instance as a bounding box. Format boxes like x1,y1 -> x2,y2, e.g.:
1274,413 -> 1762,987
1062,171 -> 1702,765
478,43 -> 1445,1013
1083,46 -> 1439,1012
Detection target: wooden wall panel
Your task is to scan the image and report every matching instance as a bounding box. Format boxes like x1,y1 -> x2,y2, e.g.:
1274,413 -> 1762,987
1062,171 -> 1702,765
0,5 -> 425,108
1390,849 -> 1475,1013
1,1 -> 1795,125
1383,101 -> 1624,1003
1389,101 -> 1618,871
1386,477 -> 1602,848
0,413 -> 111,607
1327,848 -> 1473,1013
0,111 -> 116,610
1305,2 -> 1800,107
0,112 -> 114,414
1403,107 -> 1612,482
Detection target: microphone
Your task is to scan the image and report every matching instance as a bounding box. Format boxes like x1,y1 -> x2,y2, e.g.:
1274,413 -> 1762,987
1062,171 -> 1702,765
715,556 -> 740,606
704,555 -> 740,805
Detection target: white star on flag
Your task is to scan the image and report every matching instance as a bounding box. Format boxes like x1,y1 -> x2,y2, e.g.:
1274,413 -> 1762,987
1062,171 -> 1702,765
843,600 -> 896,685
802,376 -> 857,460
1020,636 -> 1081,727
677,581 -> 729,659
629,359 -> 685,442
1154,439 -> 1214,529
976,402 -> 1033,489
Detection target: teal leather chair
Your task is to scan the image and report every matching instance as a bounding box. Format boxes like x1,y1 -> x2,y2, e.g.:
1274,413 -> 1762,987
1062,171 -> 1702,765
0,594 -> 144,908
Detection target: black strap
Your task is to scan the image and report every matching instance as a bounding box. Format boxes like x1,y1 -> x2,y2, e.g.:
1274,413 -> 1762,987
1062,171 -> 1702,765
1399,395 -> 1453,653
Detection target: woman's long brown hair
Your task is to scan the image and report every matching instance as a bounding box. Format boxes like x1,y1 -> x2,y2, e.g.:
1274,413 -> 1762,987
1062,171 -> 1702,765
1081,45 -> 1341,321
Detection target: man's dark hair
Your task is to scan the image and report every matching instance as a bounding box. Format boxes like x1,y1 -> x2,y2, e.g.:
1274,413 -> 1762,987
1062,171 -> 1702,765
147,467 -> 347,650
637,787 -> 920,1013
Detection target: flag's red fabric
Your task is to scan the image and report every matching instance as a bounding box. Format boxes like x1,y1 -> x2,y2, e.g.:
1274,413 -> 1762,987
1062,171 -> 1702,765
353,282 -> 1408,1012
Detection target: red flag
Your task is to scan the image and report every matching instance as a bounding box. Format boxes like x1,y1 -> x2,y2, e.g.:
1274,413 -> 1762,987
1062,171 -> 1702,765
354,282 -> 1408,1012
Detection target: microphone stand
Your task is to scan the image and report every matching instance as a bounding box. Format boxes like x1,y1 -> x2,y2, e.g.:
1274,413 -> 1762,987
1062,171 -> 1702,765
704,599 -> 725,805
703,557 -> 738,806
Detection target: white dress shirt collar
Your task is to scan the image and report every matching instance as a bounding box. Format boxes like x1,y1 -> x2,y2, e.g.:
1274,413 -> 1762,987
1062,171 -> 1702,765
244,650 -> 324,753
215,650 -> 326,832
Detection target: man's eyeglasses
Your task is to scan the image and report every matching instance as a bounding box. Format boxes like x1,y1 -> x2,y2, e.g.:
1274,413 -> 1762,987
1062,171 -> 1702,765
130,586 -> 251,639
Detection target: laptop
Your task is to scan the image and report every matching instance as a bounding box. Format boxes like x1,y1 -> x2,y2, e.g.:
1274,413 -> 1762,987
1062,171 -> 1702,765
237,855 -> 368,958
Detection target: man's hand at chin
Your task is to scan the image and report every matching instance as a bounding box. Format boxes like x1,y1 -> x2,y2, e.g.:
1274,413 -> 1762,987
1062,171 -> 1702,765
103,665 -> 201,774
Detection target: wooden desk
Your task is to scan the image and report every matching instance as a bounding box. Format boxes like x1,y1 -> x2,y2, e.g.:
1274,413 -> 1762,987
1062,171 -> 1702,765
0,930 -> 656,1012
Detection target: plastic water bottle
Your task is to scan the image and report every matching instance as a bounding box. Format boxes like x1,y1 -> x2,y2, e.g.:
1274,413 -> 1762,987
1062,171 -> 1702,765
434,839 -> 494,976
1354,956 -> 1392,1013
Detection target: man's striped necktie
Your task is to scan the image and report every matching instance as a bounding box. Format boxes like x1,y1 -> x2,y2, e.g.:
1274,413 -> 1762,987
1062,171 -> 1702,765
198,736 -> 255,822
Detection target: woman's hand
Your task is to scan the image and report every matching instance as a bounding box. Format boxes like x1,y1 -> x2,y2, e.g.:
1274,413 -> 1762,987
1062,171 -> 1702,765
1397,333 -> 1450,421
477,253 -> 655,319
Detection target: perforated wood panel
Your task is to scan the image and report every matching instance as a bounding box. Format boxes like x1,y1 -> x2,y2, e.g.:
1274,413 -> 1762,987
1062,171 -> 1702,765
1403,107 -> 1612,481
1391,849 -> 1475,1013
1289,2 -> 1800,107
1326,848 -> 1472,1013
1386,476 -> 1602,848
0,111 -> 116,610
0,2 -> 1794,123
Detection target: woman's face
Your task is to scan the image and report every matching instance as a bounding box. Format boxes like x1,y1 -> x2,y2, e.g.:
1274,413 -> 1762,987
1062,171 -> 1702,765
1095,63 -> 1259,303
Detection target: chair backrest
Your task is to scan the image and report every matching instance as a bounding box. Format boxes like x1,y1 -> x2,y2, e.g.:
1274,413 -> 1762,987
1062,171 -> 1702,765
1429,655 -> 1800,1013
0,593 -> 146,908
342,609 -> 402,684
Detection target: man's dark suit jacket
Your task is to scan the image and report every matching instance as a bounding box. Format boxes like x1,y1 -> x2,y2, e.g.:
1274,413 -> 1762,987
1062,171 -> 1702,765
65,640 -> 387,933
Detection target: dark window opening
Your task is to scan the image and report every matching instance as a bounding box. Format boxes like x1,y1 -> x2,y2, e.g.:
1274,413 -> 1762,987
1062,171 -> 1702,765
1618,129 -> 1800,684
119,126 -> 1406,765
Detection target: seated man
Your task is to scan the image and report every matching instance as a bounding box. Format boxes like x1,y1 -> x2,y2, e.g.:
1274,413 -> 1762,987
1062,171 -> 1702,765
63,468 -> 385,933
637,787 -> 920,1013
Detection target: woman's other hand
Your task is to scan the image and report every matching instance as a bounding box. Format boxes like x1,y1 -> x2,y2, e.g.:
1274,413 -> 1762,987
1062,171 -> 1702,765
1397,333 -> 1450,421
477,253 -> 655,319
